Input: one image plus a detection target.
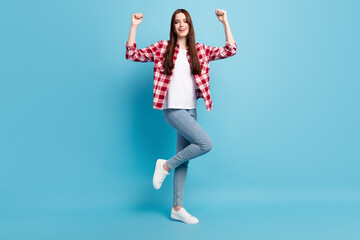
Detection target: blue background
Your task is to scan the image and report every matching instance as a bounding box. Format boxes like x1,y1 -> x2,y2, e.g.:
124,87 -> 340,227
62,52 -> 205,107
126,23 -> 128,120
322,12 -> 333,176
1,0 -> 359,239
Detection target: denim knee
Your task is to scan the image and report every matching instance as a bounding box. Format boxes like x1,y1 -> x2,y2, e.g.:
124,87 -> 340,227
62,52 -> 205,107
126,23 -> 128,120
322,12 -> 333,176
196,136 -> 213,153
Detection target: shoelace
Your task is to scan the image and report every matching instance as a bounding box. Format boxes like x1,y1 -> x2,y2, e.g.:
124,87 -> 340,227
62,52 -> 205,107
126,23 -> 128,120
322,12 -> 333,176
157,168 -> 168,181
181,209 -> 195,218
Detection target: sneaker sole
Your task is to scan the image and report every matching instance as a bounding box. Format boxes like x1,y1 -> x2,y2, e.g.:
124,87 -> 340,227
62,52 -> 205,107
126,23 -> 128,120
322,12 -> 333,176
170,214 -> 199,224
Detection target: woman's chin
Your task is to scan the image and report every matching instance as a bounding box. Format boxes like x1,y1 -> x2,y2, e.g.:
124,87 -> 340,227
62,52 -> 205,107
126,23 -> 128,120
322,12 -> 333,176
177,33 -> 188,38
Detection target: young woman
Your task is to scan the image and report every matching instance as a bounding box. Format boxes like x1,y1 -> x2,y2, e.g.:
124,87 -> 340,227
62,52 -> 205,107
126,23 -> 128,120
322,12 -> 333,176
125,8 -> 237,224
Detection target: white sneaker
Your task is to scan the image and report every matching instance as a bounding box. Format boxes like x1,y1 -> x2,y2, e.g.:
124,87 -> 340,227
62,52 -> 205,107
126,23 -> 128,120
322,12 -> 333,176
153,159 -> 170,190
170,207 -> 199,224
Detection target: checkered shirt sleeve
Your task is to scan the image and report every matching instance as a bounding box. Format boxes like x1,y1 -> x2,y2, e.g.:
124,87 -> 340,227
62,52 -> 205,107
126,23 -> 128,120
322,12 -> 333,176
125,41 -> 159,62
204,42 -> 237,61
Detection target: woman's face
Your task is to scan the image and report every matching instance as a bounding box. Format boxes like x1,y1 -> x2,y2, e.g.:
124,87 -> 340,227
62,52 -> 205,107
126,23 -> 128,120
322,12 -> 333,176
174,13 -> 189,38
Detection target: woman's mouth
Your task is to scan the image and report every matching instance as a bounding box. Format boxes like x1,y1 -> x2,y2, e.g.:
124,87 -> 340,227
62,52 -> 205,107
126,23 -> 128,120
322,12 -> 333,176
179,28 -> 186,32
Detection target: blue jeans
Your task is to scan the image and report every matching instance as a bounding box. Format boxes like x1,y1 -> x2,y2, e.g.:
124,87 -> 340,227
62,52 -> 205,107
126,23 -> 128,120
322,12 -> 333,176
163,108 -> 213,206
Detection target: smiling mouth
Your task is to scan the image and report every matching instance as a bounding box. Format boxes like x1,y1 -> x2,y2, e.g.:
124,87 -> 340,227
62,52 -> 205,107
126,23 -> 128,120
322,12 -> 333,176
179,28 -> 186,32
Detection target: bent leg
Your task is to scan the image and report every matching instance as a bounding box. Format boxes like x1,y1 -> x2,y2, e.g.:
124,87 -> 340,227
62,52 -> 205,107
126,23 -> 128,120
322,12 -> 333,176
163,108 -> 213,170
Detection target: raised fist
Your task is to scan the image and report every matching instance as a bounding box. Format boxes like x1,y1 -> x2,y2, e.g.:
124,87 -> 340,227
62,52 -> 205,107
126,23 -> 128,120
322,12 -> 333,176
215,9 -> 227,23
131,13 -> 143,26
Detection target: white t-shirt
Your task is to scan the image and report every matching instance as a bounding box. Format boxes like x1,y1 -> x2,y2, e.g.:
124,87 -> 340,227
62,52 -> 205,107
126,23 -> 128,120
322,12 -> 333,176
162,48 -> 197,109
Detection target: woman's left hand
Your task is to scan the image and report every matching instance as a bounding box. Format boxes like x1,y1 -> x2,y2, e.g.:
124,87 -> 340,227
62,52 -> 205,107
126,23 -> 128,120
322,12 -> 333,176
215,9 -> 227,23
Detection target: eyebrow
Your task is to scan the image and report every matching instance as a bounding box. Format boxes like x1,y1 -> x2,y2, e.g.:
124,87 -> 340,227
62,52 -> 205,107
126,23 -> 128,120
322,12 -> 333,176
174,18 -> 187,21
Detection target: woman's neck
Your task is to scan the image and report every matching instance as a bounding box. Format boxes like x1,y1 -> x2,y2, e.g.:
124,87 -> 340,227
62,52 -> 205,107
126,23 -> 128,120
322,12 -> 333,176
177,38 -> 187,50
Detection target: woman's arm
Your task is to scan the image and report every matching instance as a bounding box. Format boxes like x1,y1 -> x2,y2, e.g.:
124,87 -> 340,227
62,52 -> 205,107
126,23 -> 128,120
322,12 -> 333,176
204,9 -> 237,61
125,13 -> 156,62
127,13 -> 142,46
220,19 -> 235,45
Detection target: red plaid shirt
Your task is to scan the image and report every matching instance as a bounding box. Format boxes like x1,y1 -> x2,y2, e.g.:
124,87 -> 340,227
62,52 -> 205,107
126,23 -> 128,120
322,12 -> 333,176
125,40 -> 237,111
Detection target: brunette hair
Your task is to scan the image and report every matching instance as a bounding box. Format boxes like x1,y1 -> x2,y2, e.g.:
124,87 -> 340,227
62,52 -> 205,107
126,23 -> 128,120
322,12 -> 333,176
164,9 -> 201,76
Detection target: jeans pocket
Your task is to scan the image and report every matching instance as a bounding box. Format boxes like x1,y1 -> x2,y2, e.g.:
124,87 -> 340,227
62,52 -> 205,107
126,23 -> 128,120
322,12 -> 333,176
188,108 -> 197,120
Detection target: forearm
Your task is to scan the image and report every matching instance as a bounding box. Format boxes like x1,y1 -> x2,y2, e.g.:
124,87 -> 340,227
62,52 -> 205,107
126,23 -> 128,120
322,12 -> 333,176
222,20 -> 235,45
127,25 -> 138,45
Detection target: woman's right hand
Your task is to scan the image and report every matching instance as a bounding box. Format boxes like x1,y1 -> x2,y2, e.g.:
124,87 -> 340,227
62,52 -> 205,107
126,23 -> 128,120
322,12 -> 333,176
131,13 -> 143,26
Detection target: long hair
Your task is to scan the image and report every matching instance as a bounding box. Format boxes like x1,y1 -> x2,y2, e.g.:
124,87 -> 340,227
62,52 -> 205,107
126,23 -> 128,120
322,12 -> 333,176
164,9 -> 201,76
